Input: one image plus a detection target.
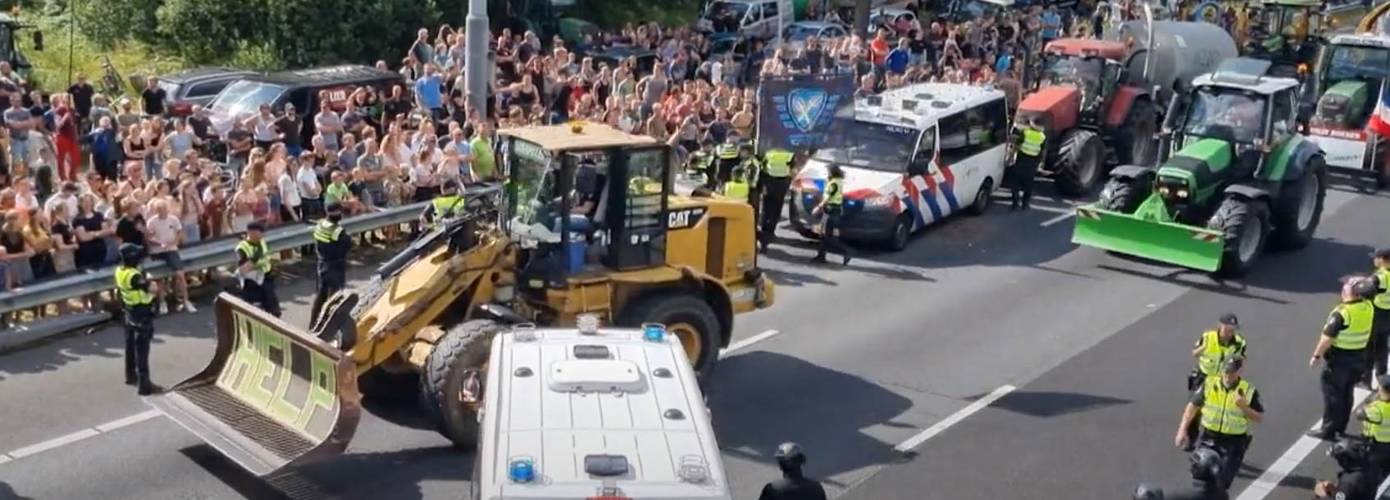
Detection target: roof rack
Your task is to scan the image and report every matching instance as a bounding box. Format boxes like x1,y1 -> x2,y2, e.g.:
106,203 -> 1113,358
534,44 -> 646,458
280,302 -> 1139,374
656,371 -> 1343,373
1210,58 -> 1272,86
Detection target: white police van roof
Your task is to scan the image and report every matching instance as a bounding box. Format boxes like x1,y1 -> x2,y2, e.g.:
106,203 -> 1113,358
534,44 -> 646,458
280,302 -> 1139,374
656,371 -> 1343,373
852,83 -> 1005,130
1330,32 -> 1390,48
477,323 -> 731,500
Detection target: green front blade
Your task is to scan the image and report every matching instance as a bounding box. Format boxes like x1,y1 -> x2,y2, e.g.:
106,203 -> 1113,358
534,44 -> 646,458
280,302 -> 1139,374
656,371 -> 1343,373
1071,204 -> 1226,272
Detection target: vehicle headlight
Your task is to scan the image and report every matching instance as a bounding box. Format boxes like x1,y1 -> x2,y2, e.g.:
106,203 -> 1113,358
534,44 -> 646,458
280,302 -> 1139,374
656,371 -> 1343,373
1176,189 -> 1190,199
863,194 -> 896,207
1158,186 -> 1171,196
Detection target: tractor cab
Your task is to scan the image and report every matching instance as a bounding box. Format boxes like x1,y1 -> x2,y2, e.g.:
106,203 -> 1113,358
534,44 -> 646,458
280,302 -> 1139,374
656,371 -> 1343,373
1246,0 -> 1328,74
502,123 -> 672,287
1039,39 -> 1131,123
1309,35 -> 1390,130
1165,58 -> 1300,184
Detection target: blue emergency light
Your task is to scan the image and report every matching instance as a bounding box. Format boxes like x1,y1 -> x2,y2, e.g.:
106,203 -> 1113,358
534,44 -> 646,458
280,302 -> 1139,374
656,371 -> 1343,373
643,323 -> 667,342
509,458 -> 536,483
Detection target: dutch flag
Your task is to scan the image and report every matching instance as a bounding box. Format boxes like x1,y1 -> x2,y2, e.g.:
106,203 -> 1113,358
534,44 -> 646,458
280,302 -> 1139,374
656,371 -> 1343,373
1370,79 -> 1390,138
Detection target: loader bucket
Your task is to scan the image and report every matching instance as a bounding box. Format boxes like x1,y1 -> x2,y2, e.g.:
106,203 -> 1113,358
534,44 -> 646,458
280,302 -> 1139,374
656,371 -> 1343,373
1072,204 -> 1225,272
145,293 -> 362,476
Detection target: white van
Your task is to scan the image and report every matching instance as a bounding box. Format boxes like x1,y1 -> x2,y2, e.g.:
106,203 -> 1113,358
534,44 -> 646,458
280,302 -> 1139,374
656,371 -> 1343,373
789,83 -> 1010,251
472,318 -> 731,500
697,0 -> 795,40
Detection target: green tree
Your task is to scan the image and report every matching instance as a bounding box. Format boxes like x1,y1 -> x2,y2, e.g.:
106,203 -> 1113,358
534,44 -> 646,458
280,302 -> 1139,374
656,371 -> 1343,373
72,0 -> 159,47
156,0 -> 254,64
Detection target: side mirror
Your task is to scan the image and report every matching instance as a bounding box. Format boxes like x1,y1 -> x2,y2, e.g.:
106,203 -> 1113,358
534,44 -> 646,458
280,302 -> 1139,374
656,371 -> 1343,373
906,159 -> 929,177
31,31 -> 42,52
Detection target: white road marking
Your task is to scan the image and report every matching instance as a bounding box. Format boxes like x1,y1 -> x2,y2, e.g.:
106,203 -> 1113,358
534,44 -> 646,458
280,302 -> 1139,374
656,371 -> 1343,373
1040,211 -> 1076,227
1235,387 -> 1373,500
0,454 -> 11,465
721,329 -> 781,358
893,384 -> 1017,454
94,409 -> 161,433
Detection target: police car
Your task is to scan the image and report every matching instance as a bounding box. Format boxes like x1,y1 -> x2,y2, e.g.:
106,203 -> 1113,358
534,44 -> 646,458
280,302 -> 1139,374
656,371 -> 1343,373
472,316 -> 732,500
789,83 -> 1010,251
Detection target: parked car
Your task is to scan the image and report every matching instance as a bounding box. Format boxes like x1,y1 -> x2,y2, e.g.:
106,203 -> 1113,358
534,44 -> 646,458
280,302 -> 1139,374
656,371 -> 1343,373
156,67 -> 258,118
207,65 -> 402,140
781,20 -> 849,51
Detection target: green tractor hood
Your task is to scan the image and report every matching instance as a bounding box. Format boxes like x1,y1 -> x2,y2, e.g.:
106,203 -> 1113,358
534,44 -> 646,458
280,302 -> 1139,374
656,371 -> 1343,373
1314,79 -> 1371,128
1071,138 -> 1230,272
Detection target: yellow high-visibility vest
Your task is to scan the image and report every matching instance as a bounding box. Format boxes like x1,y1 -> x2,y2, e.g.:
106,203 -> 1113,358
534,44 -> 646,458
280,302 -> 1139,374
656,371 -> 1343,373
1201,377 -> 1253,436
114,265 -> 153,307
1332,300 -> 1375,351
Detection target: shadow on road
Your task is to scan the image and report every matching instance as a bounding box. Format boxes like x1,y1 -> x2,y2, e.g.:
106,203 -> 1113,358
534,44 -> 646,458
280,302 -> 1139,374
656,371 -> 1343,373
0,481 -> 36,500
988,390 -> 1133,418
299,446 -> 470,500
708,351 -> 913,482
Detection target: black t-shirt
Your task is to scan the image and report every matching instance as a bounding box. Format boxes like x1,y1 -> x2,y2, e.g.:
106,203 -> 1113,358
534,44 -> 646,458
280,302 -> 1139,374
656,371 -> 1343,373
72,212 -> 107,267
189,115 -> 212,140
383,97 -> 411,122
116,214 -> 146,247
141,88 -> 167,116
68,83 -> 95,117
227,129 -> 253,159
276,115 -> 304,147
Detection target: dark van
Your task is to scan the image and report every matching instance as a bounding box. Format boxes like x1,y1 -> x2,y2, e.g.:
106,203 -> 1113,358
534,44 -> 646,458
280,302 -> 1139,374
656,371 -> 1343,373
207,65 -> 402,139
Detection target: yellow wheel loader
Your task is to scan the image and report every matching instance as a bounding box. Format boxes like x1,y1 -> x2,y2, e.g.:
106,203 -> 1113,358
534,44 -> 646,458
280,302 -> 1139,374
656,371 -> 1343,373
146,123 -> 776,476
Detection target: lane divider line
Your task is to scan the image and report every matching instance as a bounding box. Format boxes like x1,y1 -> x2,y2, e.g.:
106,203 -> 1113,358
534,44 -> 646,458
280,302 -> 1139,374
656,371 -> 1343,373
1040,211 -> 1076,227
721,329 -> 781,358
3,330 -> 788,467
894,384 -> 1017,454
1236,387 -> 1373,500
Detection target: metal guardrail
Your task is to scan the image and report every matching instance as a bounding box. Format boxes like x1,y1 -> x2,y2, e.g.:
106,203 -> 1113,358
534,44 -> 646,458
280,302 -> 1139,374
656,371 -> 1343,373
0,202 -> 428,315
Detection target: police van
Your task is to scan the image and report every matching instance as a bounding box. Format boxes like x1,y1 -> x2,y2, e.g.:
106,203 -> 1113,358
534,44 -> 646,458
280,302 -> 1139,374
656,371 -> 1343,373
789,83 -> 1010,251
472,316 -> 732,500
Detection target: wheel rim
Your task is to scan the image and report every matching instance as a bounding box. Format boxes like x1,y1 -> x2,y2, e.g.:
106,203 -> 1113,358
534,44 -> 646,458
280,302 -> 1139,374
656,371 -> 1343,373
668,322 -> 703,365
1237,215 -> 1262,264
976,182 -> 991,209
1296,172 -> 1318,231
1077,142 -> 1101,187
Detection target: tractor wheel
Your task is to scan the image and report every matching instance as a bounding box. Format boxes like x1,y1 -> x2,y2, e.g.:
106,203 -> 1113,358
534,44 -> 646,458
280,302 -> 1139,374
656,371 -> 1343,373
421,319 -> 504,449
1207,196 -> 1270,278
881,213 -> 913,252
966,178 -> 994,216
1114,99 -> 1158,167
1270,156 -> 1326,250
351,276 -> 387,320
1053,129 -> 1106,197
1097,176 -> 1149,213
617,293 -> 721,380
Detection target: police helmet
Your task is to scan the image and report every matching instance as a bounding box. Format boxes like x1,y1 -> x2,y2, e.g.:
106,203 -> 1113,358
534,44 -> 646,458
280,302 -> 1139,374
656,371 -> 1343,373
1189,447 -> 1221,483
1329,438 -> 1368,470
117,243 -> 144,263
1132,483 -> 1165,499
774,442 -> 806,467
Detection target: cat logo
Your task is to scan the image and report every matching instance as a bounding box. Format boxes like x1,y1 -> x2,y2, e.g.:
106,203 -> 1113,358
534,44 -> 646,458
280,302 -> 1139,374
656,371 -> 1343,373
667,207 -> 708,230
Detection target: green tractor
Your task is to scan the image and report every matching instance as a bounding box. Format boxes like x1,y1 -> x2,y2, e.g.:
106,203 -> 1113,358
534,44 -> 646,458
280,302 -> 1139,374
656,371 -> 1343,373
1072,58 -> 1327,277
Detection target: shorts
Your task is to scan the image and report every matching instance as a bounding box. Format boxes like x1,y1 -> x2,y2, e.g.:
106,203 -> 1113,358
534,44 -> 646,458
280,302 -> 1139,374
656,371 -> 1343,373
150,251 -> 184,271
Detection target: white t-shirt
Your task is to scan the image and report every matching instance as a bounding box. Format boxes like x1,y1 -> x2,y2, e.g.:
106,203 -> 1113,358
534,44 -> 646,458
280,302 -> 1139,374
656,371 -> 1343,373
278,172 -> 301,208
146,213 -> 183,253
711,60 -> 724,86
14,192 -> 38,211
315,111 -> 341,134
297,168 -> 322,199
253,114 -> 277,142
44,194 -> 79,221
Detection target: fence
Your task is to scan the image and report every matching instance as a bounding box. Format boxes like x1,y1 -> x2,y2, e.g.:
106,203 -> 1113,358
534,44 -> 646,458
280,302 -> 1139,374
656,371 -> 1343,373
0,202 -> 428,316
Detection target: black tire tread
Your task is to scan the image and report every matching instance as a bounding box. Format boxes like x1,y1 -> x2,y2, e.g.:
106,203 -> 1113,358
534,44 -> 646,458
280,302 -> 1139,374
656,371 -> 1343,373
420,319 -> 503,449
1098,177 -> 1147,213
966,178 -> 993,216
1270,156 -> 1326,250
1208,197 -> 1269,278
1114,99 -> 1157,167
1054,129 -> 1104,197
351,277 -> 387,320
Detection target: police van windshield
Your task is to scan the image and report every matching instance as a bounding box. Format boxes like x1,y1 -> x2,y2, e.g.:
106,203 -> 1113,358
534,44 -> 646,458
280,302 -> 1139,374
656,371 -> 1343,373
814,118 -> 918,172
210,80 -> 287,117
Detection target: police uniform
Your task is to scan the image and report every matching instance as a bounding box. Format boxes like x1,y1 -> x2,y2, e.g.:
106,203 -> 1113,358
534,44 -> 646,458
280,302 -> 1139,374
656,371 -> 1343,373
758,149 -> 795,251
1185,318 -> 1248,448
426,191 -> 465,228
1009,123 -> 1046,210
714,141 -> 741,187
1369,249 -> 1390,380
759,443 -> 829,500
740,151 -> 765,221
236,233 -> 281,317
1313,295 -> 1375,439
812,173 -> 851,266
114,254 -> 158,395
310,217 -> 351,326
1362,390 -> 1390,474
1188,370 -> 1262,489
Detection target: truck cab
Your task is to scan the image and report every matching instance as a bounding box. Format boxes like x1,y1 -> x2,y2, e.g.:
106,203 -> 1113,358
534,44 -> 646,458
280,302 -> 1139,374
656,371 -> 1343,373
472,319 -> 732,500
1305,34 -> 1390,176
697,0 -> 797,40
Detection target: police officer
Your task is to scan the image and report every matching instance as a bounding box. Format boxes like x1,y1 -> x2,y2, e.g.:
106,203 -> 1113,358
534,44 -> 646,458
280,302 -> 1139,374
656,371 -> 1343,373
235,222 -> 281,317
723,163 -> 753,204
115,243 -> 161,395
310,202 -> 352,328
423,180 -> 465,229
713,135 -> 742,188
1174,357 -> 1263,490
758,147 -> 796,252
757,442 -> 828,500
1308,277 -> 1379,441
1132,449 -> 1232,499
1368,249 -> 1390,382
1184,314 -> 1248,450
1009,117 -> 1046,211
811,165 -> 851,266
1314,439 -> 1380,500
1356,375 -> 1390,477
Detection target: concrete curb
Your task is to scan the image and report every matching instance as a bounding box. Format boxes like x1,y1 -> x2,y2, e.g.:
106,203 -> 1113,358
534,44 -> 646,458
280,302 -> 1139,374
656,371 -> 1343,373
0,312 -> 112,354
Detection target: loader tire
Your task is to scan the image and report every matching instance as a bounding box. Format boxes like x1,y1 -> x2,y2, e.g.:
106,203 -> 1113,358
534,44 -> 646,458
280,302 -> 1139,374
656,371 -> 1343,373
421,319 -> 503,449
1270,156 -> 1325,250
1114,99 -> 1157,167
1098,176 -> 1148,213
351,277 -> 387,320
617,293 -> 721,381
1053,129 -> 1106,197
1208,196 -> 1270,278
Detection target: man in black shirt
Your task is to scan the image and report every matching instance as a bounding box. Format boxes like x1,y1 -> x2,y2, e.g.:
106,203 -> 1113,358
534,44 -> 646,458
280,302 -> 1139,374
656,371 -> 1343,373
140,76 -> 166,117
276,105 -> 305,155
225,121 -> 253,174
115,199 -> 147,249
68,74 -> 95,127
383,85 -> 410,123
758,443 -> 828,500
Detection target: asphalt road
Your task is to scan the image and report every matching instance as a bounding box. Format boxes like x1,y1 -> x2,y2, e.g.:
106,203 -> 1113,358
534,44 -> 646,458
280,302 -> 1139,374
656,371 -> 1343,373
0,176 -> 1386,500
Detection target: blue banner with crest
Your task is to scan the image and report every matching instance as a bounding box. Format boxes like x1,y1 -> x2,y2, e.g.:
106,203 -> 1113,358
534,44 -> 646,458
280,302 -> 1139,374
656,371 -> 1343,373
757,72 -> 855,152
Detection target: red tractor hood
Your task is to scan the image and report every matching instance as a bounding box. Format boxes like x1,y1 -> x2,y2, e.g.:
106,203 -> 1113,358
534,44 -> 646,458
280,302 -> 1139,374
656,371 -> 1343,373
1017,85 -> 1080,132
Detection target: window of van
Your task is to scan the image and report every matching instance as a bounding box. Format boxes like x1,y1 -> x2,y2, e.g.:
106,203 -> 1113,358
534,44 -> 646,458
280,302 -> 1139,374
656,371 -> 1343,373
765,1 -> 779,20
938,100 -> 1008,164
210,80 -> 288,117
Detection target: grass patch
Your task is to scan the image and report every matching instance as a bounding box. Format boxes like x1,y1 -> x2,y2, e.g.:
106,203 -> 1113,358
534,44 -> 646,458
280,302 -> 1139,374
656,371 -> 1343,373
16,12 -> 185,95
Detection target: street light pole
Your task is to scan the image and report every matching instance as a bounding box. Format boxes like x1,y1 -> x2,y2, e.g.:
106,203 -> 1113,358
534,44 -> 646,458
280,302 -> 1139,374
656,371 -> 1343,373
66,0 -> 75,87
465,0 -> 490,120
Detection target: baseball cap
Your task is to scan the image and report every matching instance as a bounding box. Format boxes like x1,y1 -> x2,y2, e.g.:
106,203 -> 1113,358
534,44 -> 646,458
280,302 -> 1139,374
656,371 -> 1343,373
1222,357 -> 1244,373
1219,313 -> 1239,327
1372,248 -> 1390,260
246,221 -> 266,232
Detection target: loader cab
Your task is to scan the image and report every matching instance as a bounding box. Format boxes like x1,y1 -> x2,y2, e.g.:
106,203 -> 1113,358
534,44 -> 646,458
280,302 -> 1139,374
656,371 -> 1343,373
502,123 -> 672,287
